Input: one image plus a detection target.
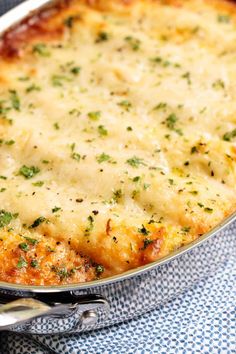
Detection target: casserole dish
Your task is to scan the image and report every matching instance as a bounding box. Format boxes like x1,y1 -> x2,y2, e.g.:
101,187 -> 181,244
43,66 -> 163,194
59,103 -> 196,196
0,0 -> 235,334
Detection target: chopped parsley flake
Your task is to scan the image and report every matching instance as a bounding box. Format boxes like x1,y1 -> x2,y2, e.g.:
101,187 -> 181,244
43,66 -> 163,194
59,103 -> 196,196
165,114 -> 182,135
153,102 -> 168,111
138,224 -> 150,235
95,264 -> 104,275
0,210 -> 18,228
19,165 -> 40,179
24,236 -> 39,245
51,265 -> 77,280
32,181 -> 44,187
29,216 -> 46,228
189,190 -> 198,195
182,72 -> 191,85
168,178 -> 174,185
51,75 -> 71,87
19,242 -> 29,252
70,66 -> 81,75
151,57 -> 180,68
70,143 -> 76,151
53,122 -> 60,130
88,111 -> 101,121
118,100 -> 132,111
204,207 -> 213,213
217,14 -> 231,23
52,206 -> 61,213
141,239 -> 153,250
98,125 -> 108,136
9,90 -> 20,111
222,129 -> 236,142
125,36 -> 141,51
96,153 -> 113,163
191,146 -> 198,154
133,176 -> 141,182
112,189 -> 123,203
212,79 -> 225,90
126,156 -> 146,168
64,16 -> 76,28
181,226 -> 191,233
30,259 -> 38,268
85,215 -> 94,236
26,84 -> 41,93
96,31 -> 110,43
17,256 -> 28,269
5,139 -> 15,146
71,152 -> 81,162
33,43 -> 51,57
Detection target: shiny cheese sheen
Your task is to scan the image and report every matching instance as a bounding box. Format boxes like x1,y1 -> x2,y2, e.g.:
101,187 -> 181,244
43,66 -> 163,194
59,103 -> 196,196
0,0 -> 235,284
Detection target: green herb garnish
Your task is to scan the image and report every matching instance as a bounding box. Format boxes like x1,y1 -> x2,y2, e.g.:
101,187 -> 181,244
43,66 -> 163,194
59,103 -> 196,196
17,256 -> 28,269
181,226 -> 191,233
95,264 -> 104,275
217,14 -> 231,23
124,36 -> 141,51
204,207 -> 213,213
32,181 -> 44,187
29,216 -> 46,228
19,165 -> 40,179
32,43 -> 51,57
24,236 -> 39,245
0,210 -> 18,228
153,102 -> 168,111
64,16 -> 75,28
96,32 -> 110,43
98,125 -> 108,136
30,259 -> 38,268
212,79 -> 225,90
5,140 -> 15,146
70,66 -> 81,75
9,90 -> 20,111
26,84 -> 41,93
138,225 -> 150,235
223,129 -> 236,142
118,100 -> 132,111
71,152 -> 81,161
126,156 -> 146,168
52,206 -> 61,213
112,189 -> 123,203
19,242 -> 29,252
84,215 -> 94,236
96,153 -> 113,163
88,111 -> 101,121
141,239 -> 153,250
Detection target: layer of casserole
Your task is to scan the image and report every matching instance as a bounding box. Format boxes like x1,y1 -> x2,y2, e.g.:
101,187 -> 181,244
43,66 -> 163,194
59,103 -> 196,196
0,0 -> 235,285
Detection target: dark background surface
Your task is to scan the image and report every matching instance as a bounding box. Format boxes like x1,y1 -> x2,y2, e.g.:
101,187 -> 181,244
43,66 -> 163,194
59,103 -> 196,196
0,0 -> 23,15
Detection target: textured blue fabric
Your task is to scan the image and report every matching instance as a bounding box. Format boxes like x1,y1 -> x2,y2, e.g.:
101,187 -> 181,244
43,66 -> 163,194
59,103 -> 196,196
0,1 -> 236,353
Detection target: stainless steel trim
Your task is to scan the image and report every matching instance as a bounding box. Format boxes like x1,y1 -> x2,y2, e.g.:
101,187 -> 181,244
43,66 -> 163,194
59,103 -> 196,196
0,0 -> 235,293
0,295 -> 110,332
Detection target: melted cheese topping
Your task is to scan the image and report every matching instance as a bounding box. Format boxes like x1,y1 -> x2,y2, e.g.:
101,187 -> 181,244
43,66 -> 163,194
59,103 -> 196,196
0,0 -> 235,285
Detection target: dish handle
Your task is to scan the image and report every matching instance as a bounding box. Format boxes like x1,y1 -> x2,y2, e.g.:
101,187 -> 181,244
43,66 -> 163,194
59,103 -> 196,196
0,292 -> 110,333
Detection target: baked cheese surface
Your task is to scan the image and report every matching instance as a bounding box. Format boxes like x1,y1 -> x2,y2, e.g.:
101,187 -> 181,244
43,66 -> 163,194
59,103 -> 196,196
0,0 -> 235,285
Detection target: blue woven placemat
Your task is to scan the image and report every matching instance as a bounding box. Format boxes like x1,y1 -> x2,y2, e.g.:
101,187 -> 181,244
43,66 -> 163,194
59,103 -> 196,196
0,1 -> 235,353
